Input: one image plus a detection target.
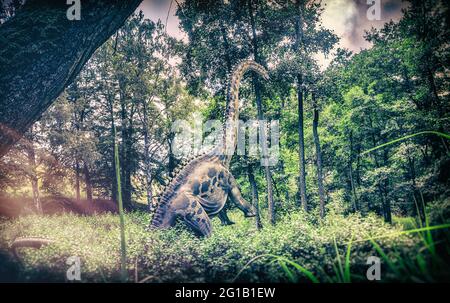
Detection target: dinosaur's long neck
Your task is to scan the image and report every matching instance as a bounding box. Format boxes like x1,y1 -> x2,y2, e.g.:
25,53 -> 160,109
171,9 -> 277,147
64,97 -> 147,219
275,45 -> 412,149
222,60 -> 268,167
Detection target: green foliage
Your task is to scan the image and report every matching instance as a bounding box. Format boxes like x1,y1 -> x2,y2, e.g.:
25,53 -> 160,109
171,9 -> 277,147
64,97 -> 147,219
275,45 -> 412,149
1,205 -> 448,282
1,0 -> 449,284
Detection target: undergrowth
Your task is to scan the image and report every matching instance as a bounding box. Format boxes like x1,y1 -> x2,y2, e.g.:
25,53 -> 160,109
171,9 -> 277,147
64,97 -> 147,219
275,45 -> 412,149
0,200 -> 448,282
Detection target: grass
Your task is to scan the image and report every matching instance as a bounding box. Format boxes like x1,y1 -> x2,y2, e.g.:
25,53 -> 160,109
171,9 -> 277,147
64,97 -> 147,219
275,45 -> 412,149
0,200 -> 448,282
231,254 -> 319,283
360,130 -> 450,155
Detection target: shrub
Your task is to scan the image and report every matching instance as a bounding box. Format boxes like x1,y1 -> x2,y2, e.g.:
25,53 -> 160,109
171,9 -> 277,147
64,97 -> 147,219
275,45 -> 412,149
0,206 -> 448,282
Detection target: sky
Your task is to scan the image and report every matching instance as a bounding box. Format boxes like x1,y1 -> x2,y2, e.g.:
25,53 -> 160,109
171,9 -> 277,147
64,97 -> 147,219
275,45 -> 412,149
136,0 -> 407,66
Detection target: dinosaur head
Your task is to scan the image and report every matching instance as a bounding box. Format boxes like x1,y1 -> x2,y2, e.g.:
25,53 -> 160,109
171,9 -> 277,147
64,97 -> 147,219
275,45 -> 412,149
234,198 -> 256,218
244,207 -> 257,218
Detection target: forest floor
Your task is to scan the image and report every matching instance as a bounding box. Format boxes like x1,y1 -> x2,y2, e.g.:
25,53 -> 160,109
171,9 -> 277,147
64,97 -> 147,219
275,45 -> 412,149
0,200 -> 449,283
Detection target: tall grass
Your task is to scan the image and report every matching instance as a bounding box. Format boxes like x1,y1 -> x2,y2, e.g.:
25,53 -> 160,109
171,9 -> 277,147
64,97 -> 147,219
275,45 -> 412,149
361,130 -> 450,155
114,126 -> 127,282
233,223 -> 449,283
232,254 -> 319,283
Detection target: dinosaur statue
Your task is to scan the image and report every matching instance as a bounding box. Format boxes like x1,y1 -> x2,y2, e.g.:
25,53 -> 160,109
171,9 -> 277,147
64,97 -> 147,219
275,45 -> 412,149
150,59 -> 269,237
9,60 -> 269,260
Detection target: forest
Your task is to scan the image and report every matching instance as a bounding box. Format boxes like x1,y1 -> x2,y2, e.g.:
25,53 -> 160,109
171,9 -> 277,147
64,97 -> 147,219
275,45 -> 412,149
0,0 -> 449,283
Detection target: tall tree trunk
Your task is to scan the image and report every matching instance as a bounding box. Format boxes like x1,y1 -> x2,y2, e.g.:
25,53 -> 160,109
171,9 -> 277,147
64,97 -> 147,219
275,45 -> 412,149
0,0 -> 142,157
348,131 -> 359,211
247,162 -> 262,230
248,0 -> 275,225
110,115 -> 118,203
408,155 -> 425,224
25,130 -> 42,214
369,121 -> 391,223
143,101 -> 153,211
119,87 -> 133,209
312,94 -> 325,218
83,161 -> 93,203
75,159 -> 81,202
348,164 -> 359,212
220,21 -> 233,108
167,133 -> 177,174
296,75 -> 308,211
382,146 -> 391,224
295,0 -> 308,211
124,124 -> 133,208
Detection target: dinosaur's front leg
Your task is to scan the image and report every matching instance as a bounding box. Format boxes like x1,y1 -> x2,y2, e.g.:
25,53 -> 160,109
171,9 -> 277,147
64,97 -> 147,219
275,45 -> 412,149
227,173 -> 256,217
218,208 -> 235,225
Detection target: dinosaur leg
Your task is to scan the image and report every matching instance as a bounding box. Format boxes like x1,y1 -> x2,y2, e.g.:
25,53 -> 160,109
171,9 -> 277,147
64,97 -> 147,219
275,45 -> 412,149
227,173 -> 256,217
217,208 -> 235,225
178,195 -> 213,237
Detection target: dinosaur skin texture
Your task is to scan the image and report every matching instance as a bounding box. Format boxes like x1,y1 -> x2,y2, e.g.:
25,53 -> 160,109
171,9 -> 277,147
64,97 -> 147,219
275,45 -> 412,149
151,60 -> 269,237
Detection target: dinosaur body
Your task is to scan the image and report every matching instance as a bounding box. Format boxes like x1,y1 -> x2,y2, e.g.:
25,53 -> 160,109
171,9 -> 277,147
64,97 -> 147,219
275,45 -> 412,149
151,60 -> 269,237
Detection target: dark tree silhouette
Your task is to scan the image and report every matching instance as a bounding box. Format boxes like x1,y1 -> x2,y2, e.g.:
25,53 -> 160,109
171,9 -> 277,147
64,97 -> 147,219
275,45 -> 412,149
0,0 -> 142,157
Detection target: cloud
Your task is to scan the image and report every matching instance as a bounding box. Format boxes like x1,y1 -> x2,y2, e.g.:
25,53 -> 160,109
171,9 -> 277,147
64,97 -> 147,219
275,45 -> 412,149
137,0 -> 406,68
321,0 -> 406,53
137,0 -> 187,41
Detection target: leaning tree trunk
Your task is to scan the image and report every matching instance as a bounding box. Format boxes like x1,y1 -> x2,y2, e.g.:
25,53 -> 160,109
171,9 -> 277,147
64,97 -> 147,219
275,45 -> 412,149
0,0 -> 142,157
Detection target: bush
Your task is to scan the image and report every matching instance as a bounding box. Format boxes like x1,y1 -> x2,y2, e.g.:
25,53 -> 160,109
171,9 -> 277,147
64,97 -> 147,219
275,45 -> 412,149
0,207 -> 448,282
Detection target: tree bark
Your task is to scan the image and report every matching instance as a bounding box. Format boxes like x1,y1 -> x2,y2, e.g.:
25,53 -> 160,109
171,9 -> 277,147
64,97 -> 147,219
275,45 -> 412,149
348,131 -> 359,212
83,161 -> 93,203
312,94 -> 325,218
382,145 -> 392,224
248,0 -> 275,225
295,0 -> 308,211
369,120 -> 391,223
408,155 -> 425,224
143,101 -> 154,211
75,159 -> 81,202
247,162 -> 262,230
119,83 -> 133,209
348,164 -> 359,212
25,130 -> 42,214
110,116 -> 118,204
0,0 -> 142,157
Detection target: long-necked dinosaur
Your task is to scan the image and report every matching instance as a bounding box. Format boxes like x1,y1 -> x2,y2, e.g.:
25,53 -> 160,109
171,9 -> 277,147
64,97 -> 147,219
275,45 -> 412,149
9,59 -> 269,260
150,59 -> 269,237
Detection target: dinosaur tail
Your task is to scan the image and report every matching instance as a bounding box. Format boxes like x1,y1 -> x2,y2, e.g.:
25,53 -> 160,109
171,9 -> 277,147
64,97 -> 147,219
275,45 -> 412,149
223,60 -> 269,166
10,237 -> 54,264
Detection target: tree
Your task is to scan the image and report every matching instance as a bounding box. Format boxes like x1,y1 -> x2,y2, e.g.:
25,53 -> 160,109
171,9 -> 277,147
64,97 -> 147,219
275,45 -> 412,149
247,0 -> 275,224
24,127 -> 42,213
311,91 -> 325,218
0,0 -> 142,157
